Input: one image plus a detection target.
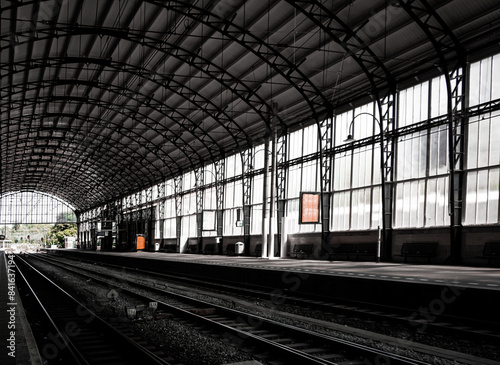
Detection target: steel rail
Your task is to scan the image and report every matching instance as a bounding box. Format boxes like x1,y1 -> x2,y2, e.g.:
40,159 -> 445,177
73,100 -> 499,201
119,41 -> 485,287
14,255 -> 172,365
29,253 -> 428,365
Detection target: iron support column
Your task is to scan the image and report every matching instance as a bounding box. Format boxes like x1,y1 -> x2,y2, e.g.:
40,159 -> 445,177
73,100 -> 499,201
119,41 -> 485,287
276,132 -> 287,258
242,149 -> 253,255
195,168 -> 204,253
174,175 -> 182,251
268,103 -> 278,259
261,140 -> 269,258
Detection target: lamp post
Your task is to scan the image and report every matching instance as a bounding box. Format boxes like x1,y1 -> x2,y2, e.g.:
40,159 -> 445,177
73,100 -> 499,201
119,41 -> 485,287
344,112 -> 386,263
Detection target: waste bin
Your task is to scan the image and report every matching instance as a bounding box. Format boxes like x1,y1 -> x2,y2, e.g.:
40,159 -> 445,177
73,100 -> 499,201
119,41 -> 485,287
235,241 -> 244,255
154,242 -> 160,252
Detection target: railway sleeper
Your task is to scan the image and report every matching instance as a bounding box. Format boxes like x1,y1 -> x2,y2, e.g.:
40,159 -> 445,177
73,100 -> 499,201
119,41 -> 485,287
270,337 -> 294,344
285,342 -> 310,349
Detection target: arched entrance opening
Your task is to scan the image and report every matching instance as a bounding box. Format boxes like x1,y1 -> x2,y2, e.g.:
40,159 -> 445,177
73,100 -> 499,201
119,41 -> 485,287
0,191 -> 77,251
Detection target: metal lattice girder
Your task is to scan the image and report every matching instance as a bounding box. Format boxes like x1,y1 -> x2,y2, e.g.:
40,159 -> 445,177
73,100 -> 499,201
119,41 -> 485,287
116,198 -> 123,225
395,0 -> 467,263
157,181 -> 166,225
1,0 -> 499,220
242,149 -> 253,249
380,94 -> 395,182
373,91 -> 396,261
276,133 -> 288,202
1,57 -> 237,153
276,131 -> 287,254
319,118 -> 332,194
148,1 -> 330,121
215,159 -> 225,237
174,175 -> 183,217
286,1 -> 394,103
135,191 -> 142,208
450,64 -> 466,228
319,117 -> 332,240
174,175 -> 183,242
195,167 -> 204,238
242,149 -> 253,207
145,187 -> 153,203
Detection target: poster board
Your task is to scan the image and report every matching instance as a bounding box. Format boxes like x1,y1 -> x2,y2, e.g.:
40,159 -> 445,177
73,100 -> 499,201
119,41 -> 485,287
299,192 -> 320,224
136,235 -> 146,250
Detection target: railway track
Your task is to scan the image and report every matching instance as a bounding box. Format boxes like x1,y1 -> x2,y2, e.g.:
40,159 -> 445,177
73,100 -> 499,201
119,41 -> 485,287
14,255 -> 172,365
20,253 -> 428,365
39,252 -> 500,345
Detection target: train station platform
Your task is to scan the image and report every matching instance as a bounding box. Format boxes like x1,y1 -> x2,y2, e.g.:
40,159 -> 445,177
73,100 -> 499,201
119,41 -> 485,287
52,248 -> 500,291
47,248 -> 500,327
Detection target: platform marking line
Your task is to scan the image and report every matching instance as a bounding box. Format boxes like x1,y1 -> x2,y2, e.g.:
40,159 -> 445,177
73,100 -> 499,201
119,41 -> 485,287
486,284 -> 498,287
467,282 -> 480,286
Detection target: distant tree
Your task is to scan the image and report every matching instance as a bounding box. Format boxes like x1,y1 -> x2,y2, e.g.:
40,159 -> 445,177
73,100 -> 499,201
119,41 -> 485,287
50,223 -> 77,247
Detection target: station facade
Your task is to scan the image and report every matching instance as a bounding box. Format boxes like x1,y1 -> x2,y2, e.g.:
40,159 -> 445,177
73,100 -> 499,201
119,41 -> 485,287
77,51 -> 500,265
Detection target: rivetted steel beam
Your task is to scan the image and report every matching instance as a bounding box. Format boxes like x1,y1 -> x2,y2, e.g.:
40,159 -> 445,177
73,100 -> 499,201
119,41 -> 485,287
2,51 -> 253,162
397,0 -> 466,264
1,63 -> 220,163
242,148 -> 253,255
0,113 -> 167,210
286,1 -> 397,254
0,76 -> 214,168
1,104 -> 177,177
146,0 -> 330,125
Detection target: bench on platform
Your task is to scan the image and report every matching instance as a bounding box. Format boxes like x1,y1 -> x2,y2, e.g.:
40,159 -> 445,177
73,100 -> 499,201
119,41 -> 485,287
478,242 -> 500,265
225,243 -> 236,255
400,242 -> 438,263
291,243 -> 314,259
163,244 -> 177,253
203,243 -> 216,254
254,244 -> 262,257
322,243 -> 355,260
186,244 -> 198,254
353,243 -> 377,260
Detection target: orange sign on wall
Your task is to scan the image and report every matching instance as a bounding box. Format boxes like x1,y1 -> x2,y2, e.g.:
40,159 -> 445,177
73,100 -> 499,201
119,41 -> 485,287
300,192 -> 320,224
136,235 -> 146,250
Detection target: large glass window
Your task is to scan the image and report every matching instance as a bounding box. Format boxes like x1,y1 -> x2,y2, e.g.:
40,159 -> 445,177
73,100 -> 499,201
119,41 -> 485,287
399,82 -> 429,127
465,53 -> 500,225
0,191 -> 77,224
80,52 -> 500,240
223,179 -> 243,236
284,128 -> 321,234
331,103 -> 380,231
163,198 -> 176,238
394,75 -> 449,228
469,53 -> 500,106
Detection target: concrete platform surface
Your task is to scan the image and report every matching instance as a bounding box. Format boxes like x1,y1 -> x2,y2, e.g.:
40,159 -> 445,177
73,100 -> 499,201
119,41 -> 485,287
54,249 -> 500,291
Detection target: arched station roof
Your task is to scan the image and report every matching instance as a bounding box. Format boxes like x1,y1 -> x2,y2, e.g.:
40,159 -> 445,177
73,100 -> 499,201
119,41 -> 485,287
1,0 -> 499,212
